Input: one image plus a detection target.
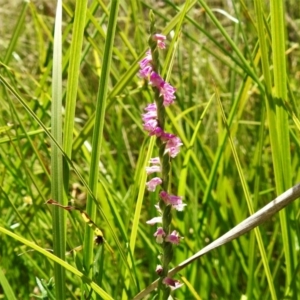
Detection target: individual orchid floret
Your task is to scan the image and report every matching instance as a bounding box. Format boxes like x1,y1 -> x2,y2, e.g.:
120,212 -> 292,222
150,72 -> 165,88
160,132 -> 183,157
144,102 -> 157,112
154,34 -> 166,49
160,191 -> 182,205
142,103 -> 159,134
160,132 -> 176,142
139,65 -> 153,79
154,227 -> 166,244
143,118 -> 158,133
146,177 -> 163,192
160,191 -> 186,211
146,157 -> 161,174
165,230 -> 181,245
149,72 -> 176,106
139,50 -> 152,78
146,165 -> 161,175
149,72 -> 177,107
159,190 -> 171,202
149,126 -> 164,137
162,277 -> 183,290
146,216 -> 162,225
139,50 -> 152,69
164,135 -> 183,158
142,107 -> 157,123
142,110 -> 157,122
156,265 -> 163,276
160,82 -> 176,106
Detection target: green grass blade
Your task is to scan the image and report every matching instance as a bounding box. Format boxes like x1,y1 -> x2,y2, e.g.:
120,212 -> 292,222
0,267 -> 17,300
63,0 -> 87,157
2,1 -> 29,65
246,104 -> 266,299
82,0 -> 120,277
178,95 -> 214,196
62,5 -> 87,295
269,0 -> 298,296
270,0 -> 295,294
51,1 -> 66,299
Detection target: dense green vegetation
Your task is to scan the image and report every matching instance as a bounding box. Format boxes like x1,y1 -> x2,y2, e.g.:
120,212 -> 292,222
1,1 -> 300,299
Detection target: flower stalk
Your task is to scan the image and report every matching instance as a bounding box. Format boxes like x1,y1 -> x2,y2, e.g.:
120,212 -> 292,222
139,12 -> 185,299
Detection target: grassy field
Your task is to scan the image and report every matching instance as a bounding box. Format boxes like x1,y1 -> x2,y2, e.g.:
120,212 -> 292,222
1,0 -> 300,299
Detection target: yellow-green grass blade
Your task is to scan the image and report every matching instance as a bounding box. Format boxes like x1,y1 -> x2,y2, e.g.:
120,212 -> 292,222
0,267 -> 17,300
0,128 -> 49,144
4,81 -> 50,182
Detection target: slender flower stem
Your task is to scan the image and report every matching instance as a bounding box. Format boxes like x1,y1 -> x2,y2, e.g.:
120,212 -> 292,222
139,11 -> 185,299
148,14 -> 172,299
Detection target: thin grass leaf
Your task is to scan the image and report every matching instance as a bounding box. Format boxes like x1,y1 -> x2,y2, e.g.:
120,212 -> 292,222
271,2 -> 296,291
2,1 -> 29,65
63,0 -> 87,157
0,267 -> 17,300
51,2 -> 66,298
82,0 -> 120,281
178,95 -> 214,196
